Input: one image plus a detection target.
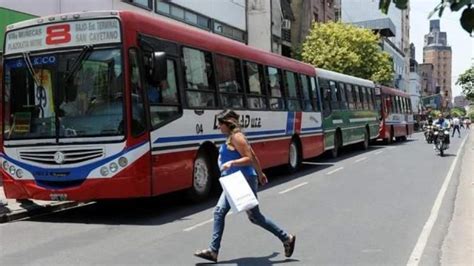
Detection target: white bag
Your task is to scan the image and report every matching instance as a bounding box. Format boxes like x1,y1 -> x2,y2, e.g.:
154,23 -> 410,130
219,171 -> 259,213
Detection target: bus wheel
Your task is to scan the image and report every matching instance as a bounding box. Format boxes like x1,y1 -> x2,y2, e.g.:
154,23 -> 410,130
361,129 -> 369,150
287,139 -> 301,173
331,133 -> 341,158
188,153 -> 214,202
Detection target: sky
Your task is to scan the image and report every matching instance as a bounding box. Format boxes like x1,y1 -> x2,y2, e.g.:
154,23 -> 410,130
410,0 -> 473,98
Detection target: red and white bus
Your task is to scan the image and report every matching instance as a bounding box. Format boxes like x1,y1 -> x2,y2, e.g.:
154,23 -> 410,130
375,85 -> 414,143
1,10 -> 324,201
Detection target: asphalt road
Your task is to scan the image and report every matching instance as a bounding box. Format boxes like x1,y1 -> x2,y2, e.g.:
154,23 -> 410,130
0,131 -> 469,265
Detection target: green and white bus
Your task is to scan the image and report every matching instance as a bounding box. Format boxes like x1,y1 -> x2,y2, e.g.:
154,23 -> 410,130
316,68 -> 379,157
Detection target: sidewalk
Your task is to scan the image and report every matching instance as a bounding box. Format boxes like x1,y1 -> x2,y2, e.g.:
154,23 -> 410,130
440,131 -> 473,265
0,182 -> 80,223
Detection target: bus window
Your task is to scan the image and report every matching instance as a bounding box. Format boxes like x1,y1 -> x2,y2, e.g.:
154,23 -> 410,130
147,59 -> 181,128
338,83 -> 347,109
309,76 -> 320,111
182,47 -> 216,108
285,71 -> 301,111
359,86 -> 365,110
215,55 -> 244,108
244,61 -> 266,110
129,49 -> 146,136
390,95 -> 396,113
346,84 -> 355,110
353,85 -> 360,110
329,80 -> 339,110
267,67 -> 284,110
300,74 -> 313,111
319,78 -> 331,114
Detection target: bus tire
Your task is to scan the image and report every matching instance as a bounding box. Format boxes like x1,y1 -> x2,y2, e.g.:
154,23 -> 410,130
287,138 -> 302,173
331,132 -> 341,158
361,129 -> 369,150
188,152 -> 215,202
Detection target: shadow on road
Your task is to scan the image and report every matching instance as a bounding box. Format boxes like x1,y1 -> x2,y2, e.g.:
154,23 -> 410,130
25,136 -> 418,226
195,252 -> 299,265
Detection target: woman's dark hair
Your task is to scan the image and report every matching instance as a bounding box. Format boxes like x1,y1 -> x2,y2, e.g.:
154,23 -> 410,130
217,109 -> 240,131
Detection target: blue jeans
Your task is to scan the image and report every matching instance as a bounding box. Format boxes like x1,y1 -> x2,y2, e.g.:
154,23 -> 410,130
209,174 -> 289,252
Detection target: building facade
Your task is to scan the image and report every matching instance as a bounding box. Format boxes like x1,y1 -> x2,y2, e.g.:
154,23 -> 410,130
423,19 -> 452,110
453,95 -> 471,108
408,44 -> 421,114
290,0 -> 337,56
340,0 -> 409,91
0,0 -> 247,43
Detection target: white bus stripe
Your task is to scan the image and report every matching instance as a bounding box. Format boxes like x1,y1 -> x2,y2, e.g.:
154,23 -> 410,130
406,136 -> 468,265
279,182 -> 308,194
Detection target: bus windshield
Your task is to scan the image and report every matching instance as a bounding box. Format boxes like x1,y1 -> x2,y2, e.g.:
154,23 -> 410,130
4,47 -> 124,141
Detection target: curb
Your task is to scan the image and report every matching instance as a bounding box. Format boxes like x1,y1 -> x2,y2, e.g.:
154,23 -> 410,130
0,201 -> 82,223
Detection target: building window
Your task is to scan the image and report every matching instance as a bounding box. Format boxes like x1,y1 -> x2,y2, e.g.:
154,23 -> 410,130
156,1 -> 170,13
127,0 -> 152,9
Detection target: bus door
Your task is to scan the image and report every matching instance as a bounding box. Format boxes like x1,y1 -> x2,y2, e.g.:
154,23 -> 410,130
138,35 -> 183,195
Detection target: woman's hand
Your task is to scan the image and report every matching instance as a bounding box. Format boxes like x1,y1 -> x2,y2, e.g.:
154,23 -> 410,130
221,160 -> 233,171
258,172 -> 268,185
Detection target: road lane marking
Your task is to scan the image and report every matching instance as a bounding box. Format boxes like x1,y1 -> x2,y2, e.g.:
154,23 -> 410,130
354,157 -> 367,163
279,182 -> 308,194
326,167 -> 344,175
387,147 -> 396,150
406,136 -> 468,266
183,218 -> 214,232
374,151 -> 384,155
303,161 -> 334,166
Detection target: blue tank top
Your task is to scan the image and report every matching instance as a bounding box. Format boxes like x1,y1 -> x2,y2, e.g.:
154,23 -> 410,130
218,143 -> 257,177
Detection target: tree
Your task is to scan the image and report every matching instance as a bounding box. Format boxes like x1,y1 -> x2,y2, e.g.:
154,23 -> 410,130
456,66 -> 474,101
450,107 -> 466,117
301,22 -> 393,85
379,0 -> 474,35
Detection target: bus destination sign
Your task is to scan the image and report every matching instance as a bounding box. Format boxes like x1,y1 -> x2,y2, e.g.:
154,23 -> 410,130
4,18 -> 121,55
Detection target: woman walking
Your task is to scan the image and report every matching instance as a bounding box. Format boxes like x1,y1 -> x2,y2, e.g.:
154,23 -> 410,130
194,110 -> 296,263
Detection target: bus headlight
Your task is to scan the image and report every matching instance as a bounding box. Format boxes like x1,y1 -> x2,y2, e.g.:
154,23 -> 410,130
16,169 -> 24,178
2,161 -> 9,170
9,165 -> 16,175
118,157 -> 128,167
100,167 -> 109,176
109,162 -> 118,173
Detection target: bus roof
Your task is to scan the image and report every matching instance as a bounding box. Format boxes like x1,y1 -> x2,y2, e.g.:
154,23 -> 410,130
315,68 -> 375,88
118,10 -> 316,75
378,85 -> 410,97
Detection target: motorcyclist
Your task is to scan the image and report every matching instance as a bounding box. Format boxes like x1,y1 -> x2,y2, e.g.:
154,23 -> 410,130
432,113 -> 450,148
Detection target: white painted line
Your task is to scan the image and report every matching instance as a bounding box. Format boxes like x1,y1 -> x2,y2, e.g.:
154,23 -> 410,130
354,157 -> 367,163
279,182 -> 308,194
326,167 -> 344,175
183,218 -> 213,232
406,136 -> 468,266
387,147 -> 396,150
374,151 -> 384,155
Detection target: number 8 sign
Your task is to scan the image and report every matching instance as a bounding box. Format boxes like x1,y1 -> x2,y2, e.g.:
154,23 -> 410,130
45,24 -> 71,45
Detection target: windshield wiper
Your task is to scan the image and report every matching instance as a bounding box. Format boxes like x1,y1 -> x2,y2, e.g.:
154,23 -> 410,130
64,45 -> 94,83
22,52 -> 41,87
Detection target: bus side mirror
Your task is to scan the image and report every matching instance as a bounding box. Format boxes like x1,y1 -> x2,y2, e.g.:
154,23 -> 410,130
147,52 -> 167,84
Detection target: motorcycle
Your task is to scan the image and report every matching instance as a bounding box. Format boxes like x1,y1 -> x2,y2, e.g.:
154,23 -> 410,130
424,125 -> 434,143
433,125 -> 450,156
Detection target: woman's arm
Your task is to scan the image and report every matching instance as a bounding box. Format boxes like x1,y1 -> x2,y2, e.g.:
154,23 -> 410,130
221,132 -> 268,185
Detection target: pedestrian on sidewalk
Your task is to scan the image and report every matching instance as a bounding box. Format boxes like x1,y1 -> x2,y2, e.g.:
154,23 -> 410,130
194,109 -> 296,263
452,116 -> 461,138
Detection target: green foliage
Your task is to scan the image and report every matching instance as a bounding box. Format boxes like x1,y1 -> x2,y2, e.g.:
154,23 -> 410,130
379,0 -> 474,35
450,107 -> 466,117
429,109 -> 442,118
301,22 -> 393,84
456,66 -> 474,101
